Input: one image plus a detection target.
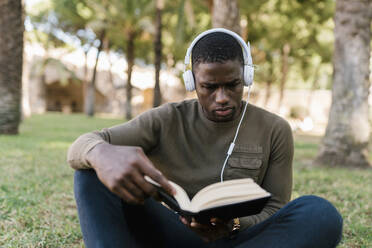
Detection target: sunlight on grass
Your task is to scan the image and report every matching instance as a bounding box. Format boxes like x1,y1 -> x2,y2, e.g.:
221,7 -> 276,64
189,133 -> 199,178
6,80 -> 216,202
0,113 -> 371,247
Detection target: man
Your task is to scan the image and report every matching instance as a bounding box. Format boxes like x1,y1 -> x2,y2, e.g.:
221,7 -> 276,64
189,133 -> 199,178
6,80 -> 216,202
68,29 -> 342,247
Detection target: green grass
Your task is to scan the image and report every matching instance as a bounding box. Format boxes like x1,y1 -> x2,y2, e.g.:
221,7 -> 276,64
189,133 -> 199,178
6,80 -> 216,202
1,114 -> 371,247
0,113 -> 123,247
293,135 -> 372,248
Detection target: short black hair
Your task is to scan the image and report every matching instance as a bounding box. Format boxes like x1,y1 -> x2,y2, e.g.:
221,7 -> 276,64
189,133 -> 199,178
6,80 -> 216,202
191,32 -> 244,68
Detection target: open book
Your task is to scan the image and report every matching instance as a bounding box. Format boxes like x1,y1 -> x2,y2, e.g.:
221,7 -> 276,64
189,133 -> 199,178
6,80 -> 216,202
145,176 -> 271,222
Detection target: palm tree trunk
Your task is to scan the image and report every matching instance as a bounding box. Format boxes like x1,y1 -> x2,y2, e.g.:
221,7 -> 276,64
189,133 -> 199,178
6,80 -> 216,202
264,80 -> 272,108
315,0 -> 371,168
153,0 -> 163,108
82,49 -> 89,112
125,31 -> 136,120
207,0 -> 213,13
85,31 -> 105,117
0,0 -> 23,134
277,43 -> 290,110
212,0 -> 241,34
184,0 -> 195,27
38,42 -> 50,113
264,56 -> 274,107
306,61 -> 321,116
22,47 -> 31,118
107,52 -> 115,89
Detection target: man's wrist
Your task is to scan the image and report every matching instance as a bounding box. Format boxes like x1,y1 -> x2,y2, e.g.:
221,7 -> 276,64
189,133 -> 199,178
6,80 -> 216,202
86,142 -> 107,169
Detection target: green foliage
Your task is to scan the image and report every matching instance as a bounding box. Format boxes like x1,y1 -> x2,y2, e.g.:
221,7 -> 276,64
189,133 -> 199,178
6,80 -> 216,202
0,114 -> 371,246
240,0 -> 335,89
162,0 -> 210,65
51,0 -> 101,50
25,0 -> 337,90
103,0 -> 154,62
27,0 -> 69,49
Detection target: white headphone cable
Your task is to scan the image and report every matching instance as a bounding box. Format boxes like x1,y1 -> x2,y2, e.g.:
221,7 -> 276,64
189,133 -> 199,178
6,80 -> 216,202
220,84 -> 252,182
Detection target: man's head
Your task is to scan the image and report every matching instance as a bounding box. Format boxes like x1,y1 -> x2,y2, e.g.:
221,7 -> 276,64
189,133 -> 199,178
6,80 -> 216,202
192,32 -> 245,122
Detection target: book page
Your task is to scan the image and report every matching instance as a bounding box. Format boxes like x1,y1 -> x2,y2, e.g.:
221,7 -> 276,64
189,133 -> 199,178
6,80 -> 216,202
144,176 -> 192,211
169,181 -> 192,211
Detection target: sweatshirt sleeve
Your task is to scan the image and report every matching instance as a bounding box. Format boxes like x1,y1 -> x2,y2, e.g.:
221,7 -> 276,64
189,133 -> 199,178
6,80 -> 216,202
67,131 -> 108,169
67,104 -> 172,170
239,118 -> 294,230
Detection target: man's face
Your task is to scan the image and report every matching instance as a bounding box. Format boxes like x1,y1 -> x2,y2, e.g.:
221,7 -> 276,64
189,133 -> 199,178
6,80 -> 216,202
194,59 -> 244,122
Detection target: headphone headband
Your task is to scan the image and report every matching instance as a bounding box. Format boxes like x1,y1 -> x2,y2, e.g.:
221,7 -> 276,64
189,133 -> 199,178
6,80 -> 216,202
184,28 -> 252,67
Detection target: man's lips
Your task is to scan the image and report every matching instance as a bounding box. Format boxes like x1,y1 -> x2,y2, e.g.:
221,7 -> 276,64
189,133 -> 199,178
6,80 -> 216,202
214,107 -> 233,117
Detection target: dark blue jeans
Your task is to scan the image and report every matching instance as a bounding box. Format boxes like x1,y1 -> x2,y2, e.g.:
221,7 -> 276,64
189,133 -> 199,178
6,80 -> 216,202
74,170 -> 343,248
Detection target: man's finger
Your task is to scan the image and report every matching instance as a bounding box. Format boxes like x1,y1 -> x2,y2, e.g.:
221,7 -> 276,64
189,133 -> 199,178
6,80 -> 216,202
114,186 -> 142,204
120,178 -> 146,201
210,217 -> 228,226
190,221 -> 211,230
179,216 -> 189,225
131,170 -> 157,197
138,156 -> 175,195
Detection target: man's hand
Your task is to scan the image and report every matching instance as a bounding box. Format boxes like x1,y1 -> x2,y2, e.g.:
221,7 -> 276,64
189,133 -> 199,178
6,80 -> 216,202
86,143 -> 175,204
180,217 -> 232,243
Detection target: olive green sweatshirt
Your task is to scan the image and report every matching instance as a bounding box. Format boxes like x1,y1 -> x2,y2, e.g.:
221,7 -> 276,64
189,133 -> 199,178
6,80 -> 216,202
67,99 -> 293,230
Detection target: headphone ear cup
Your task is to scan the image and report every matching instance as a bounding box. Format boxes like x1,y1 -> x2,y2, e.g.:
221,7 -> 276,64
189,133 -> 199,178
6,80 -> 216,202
244,65 -> 254,86
183,70 -> 195,91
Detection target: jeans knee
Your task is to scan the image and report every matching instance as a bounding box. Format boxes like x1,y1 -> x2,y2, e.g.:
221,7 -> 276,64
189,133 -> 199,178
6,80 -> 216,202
302,196 -> 341,218
296,195 -> 343,244
74,169 -> 100,197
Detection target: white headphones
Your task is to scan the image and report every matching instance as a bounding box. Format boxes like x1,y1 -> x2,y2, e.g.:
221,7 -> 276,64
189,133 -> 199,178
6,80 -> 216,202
182,28 -> 254,92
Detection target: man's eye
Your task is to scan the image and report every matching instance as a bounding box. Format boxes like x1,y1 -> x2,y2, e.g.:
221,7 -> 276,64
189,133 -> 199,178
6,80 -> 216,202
203,85 -> 215,90
228,82 -> 241,88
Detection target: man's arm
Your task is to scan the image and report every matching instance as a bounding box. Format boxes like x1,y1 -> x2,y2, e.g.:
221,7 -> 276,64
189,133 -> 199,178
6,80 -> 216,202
240,118 -> 294,229
85,142 -> 174,204
67,104 -> 170,169
67,105 -> 175,204
67,131 -> 108,169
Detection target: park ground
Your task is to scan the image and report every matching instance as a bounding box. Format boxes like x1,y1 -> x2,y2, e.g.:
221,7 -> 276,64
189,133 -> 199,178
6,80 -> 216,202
0,113 -> 371,247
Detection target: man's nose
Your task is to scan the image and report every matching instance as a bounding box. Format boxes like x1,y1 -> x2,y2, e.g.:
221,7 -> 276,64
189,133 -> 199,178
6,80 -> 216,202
215,87 -> 229,105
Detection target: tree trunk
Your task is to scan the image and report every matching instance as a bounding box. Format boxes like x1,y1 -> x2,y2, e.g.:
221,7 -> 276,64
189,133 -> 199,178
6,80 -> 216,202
125,31 -> 136,120
264,56 -> 274,107
153,0 -> 163,108
0,0 -> 23,134
38,42 -> 50,113
103,37 -> 115,89
264,80 -> 272,108
207,0 -> 213,13
277,43 -> 290,110
107,52 -> 115,89
85,31 -> 105,117
82,49 -> 89,112
22,46 -> 31,118
212,0 -> 241,34
306,61 -> 321,116
315,0 -> 371,168
184,0 -> 195,27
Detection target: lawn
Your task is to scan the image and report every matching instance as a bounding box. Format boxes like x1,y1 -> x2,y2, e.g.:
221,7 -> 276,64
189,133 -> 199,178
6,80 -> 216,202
0,113 -> 371,247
